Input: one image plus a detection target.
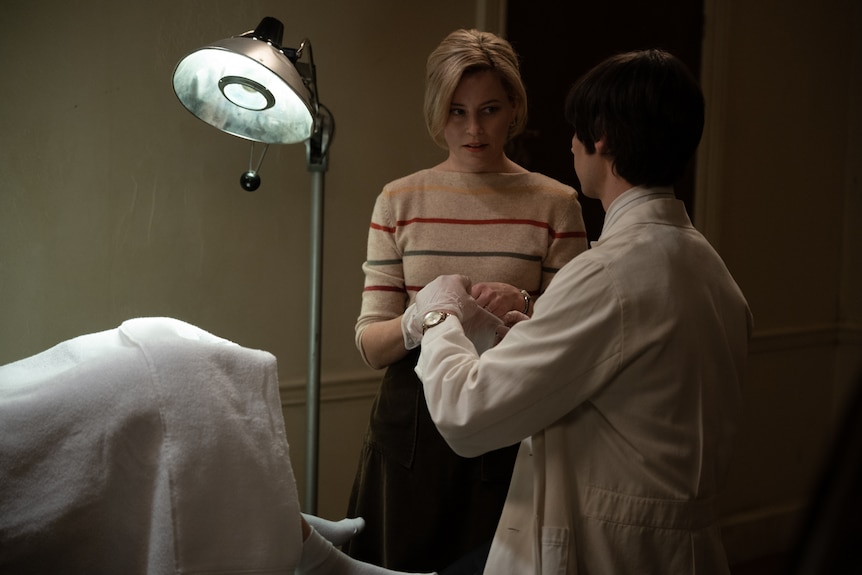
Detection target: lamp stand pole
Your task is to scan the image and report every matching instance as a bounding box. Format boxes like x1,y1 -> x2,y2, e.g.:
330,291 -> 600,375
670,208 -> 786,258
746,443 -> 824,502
171,16 -> 332,516
304,105 -> 332,515
305,167 -> 324,514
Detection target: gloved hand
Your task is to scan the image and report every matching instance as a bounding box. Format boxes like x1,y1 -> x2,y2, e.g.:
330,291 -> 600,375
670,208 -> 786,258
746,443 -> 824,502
461,303 -> 504,354
401,275 -> 472,350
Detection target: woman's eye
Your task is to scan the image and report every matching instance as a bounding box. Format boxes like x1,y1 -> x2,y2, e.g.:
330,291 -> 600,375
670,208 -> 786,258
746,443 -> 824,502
482,106 -> 500,115
449,108 -> 465,116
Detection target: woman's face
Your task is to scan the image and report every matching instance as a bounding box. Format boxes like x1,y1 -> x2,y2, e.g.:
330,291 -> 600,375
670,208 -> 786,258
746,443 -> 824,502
442,69 -> 517,173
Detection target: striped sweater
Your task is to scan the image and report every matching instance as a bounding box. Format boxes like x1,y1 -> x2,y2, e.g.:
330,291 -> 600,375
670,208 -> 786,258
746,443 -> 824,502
355,168 -> 588,354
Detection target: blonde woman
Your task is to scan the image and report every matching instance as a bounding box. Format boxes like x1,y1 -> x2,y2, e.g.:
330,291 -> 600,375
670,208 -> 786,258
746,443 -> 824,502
344,29 -> 588,572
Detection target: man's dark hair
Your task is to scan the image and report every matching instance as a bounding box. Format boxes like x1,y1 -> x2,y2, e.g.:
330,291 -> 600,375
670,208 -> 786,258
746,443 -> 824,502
564,49 -> 705,187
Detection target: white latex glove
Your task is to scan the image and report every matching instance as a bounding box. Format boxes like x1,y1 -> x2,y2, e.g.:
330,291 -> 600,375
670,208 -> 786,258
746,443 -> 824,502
401,275 -> 472,350
460,303 -> 504,354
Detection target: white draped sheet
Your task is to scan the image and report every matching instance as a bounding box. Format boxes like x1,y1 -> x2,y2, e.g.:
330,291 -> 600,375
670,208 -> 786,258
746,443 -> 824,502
0,317 -> 302,574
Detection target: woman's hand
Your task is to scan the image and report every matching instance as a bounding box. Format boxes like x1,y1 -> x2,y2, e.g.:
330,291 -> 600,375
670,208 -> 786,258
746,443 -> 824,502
471,282 -> 530,318
495,309 -> 531,343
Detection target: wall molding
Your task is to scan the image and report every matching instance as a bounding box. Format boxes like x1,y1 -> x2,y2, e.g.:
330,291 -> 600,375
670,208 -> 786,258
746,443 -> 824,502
280,369 -> 381,407
750,322 -> 862,354
694,0 -> 731,248
475,0 -> 507,35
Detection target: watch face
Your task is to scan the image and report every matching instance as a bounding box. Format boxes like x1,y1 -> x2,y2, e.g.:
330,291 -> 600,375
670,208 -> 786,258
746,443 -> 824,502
426,311 -> 445,325
422,310 -> 448,332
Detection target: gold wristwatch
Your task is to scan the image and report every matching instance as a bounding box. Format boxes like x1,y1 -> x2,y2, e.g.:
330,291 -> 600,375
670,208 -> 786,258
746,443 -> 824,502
421,310 -> 449,334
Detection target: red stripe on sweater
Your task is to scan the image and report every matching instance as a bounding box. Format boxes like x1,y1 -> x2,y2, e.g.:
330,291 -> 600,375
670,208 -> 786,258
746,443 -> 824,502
363,285 -> 406,293
370,222 -> 396,233
371,219 -> 586,240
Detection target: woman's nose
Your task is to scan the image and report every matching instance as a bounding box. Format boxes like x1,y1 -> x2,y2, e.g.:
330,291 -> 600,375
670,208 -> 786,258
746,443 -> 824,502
467,117 -> 484,135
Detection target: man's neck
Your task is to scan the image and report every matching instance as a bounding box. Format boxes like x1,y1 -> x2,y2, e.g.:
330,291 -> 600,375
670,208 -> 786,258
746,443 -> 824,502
599,176 -> 636,211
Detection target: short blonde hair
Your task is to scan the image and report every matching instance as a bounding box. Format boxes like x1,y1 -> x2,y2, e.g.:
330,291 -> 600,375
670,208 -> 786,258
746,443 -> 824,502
424,29 -> 528,149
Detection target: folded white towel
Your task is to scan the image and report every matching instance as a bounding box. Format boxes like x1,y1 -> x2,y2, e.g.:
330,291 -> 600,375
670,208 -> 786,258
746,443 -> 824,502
0,317 -> 302,574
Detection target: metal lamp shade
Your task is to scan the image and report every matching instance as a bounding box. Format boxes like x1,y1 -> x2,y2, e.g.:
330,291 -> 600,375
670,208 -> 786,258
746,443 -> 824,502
173,36 -> 315,145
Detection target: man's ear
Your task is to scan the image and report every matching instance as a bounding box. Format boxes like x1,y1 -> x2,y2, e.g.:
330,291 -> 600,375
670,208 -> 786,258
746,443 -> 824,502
595,136 -> 610,155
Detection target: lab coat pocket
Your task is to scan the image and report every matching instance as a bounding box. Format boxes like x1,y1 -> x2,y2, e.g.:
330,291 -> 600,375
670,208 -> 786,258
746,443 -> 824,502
540,525 -> 570,575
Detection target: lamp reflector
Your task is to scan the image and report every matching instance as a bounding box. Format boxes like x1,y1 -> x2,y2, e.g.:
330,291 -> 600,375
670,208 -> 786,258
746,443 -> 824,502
172,36 -> 314,144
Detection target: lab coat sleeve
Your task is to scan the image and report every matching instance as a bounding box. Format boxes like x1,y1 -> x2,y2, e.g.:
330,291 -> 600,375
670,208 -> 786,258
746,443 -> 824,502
416,256 -> 623,457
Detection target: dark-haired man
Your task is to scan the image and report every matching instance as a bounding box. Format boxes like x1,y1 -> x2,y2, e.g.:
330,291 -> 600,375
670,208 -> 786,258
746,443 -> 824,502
411,49 -> 753,574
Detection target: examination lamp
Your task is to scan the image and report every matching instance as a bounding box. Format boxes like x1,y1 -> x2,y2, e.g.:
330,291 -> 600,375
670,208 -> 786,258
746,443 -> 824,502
172,16 -> 333,513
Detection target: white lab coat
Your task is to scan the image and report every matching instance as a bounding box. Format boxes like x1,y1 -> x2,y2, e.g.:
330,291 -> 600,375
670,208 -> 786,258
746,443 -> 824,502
417,187 -> 752,574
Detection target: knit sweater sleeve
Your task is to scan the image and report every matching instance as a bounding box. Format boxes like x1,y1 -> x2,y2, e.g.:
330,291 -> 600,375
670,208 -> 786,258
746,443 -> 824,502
541,190 -> 589,292
354,188 -> 407,359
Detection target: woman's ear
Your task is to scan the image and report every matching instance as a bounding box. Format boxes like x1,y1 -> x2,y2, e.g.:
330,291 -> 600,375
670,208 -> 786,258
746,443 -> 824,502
509,100 -> 519,129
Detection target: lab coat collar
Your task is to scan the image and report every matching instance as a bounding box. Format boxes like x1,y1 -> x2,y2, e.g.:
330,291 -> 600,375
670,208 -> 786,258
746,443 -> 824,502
593,186 -> 687,246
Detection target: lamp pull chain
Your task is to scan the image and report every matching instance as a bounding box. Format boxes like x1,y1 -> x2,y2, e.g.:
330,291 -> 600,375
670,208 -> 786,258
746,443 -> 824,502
240,142 -> 269,192
250,141 -> 269,172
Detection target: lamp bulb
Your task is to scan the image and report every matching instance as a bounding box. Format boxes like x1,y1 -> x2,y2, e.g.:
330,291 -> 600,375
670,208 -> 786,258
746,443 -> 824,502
240,170 -> 261,191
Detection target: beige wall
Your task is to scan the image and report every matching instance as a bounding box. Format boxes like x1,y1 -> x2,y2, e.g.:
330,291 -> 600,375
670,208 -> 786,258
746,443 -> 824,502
697,0 -> 862,563
0,0 -> 484,516
1,0 -> 860,567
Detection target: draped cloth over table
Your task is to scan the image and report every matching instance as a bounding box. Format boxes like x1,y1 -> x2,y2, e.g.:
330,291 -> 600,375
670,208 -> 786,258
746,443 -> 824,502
0,317 -> 302,575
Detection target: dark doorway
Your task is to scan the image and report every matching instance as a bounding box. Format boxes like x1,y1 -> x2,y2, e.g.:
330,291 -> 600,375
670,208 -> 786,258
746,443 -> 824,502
506,1 -> 704,242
